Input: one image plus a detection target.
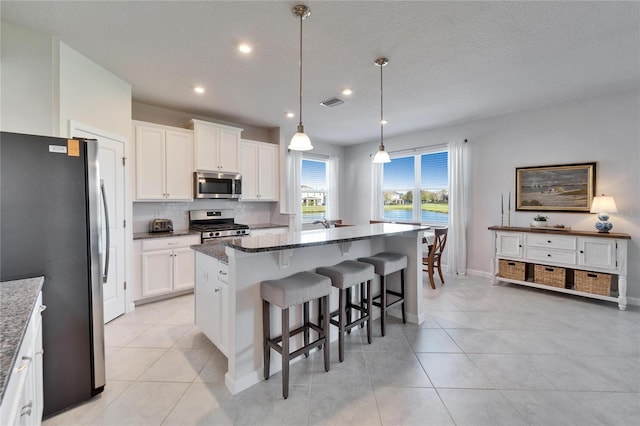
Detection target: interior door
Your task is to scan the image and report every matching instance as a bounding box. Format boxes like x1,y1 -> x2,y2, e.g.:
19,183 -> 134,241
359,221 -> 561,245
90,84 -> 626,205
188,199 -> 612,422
70,123 -> 127,323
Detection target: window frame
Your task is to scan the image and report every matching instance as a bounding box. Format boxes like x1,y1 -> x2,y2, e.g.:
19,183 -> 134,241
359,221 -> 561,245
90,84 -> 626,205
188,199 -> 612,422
380,147 -> 449,226
300,155 -> 329,224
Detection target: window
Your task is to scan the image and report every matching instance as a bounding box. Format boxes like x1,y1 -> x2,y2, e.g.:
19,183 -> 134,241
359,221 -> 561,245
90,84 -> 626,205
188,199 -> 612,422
382,150 -> 448,224
301,158 -> 327,223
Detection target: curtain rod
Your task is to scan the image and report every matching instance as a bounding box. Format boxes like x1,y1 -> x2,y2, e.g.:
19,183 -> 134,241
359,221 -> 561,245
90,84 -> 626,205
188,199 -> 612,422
385,139 -> 468,156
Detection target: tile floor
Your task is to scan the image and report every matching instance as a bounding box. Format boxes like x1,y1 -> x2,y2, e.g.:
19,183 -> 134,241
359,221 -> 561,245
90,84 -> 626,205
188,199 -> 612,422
44,273 -> 639,425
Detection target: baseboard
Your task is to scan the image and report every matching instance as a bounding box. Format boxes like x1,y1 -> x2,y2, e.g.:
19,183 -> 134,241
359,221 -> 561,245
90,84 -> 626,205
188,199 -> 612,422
626,296 -> 640,307
133,288 -> 193,306
225,370 -> 261,395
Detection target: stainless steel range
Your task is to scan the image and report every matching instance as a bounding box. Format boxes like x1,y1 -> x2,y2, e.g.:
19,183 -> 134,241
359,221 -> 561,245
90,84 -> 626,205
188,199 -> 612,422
189,209 -> 250,242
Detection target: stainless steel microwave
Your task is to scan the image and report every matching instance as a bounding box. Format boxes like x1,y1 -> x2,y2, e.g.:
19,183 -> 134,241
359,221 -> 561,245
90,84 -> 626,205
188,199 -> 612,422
194,172 -> 242,199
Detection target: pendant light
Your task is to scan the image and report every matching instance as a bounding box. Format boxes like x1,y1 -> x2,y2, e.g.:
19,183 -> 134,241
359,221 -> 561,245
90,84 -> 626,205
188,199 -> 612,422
372,57 -> 390,163
288,5 -> 313,151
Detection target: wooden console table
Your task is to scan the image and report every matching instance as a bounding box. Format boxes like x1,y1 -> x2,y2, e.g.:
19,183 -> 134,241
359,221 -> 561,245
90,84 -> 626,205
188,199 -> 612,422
488,226 -> 631,310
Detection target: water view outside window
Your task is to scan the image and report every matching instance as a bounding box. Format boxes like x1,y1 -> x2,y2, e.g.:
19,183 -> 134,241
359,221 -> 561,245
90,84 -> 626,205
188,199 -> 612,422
301,159 -> 327,223
382,151 -> 448,224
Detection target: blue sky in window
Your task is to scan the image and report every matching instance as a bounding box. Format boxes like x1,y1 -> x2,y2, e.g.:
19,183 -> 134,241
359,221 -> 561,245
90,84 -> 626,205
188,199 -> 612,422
301,159 -> 326,190
421,151 -> 448,190
383,152 -> 448,190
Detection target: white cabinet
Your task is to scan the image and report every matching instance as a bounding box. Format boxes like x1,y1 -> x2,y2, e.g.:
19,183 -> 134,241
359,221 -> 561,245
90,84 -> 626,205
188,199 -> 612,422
140,235 -> 200,299
1,293 -> 44,426
189,119 -> 242,173
133,121 -> 194,201
194,252 -> 229,356
239,139 -> 279,201
578,238 -> 617,269
495,232 -> 524,258
490,226 -> 630,310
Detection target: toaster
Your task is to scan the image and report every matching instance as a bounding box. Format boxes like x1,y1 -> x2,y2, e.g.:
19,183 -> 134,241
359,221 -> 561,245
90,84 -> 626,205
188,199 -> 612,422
149,218 -> 174,233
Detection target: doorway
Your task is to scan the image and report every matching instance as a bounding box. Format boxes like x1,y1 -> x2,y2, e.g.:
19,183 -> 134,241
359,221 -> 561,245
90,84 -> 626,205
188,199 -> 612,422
70,121 -> 127,323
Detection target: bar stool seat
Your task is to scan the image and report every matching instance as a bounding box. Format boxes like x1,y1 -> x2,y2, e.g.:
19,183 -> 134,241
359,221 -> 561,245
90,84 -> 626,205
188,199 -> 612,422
316,260 -> 375,362
261,271 -> 331,399
358,252 -> 408,336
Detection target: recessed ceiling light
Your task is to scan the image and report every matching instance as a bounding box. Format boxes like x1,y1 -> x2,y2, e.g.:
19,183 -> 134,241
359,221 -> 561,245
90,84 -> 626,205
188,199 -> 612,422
194,86 -> 205,94
381,119 -> 388,125
238,43 -> 252,54
342,88 -> 353,96
286,112 -> 295,118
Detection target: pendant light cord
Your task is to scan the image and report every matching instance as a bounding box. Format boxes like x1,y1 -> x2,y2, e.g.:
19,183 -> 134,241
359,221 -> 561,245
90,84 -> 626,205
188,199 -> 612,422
298,12 -> 304,128
380,59 -> 384,149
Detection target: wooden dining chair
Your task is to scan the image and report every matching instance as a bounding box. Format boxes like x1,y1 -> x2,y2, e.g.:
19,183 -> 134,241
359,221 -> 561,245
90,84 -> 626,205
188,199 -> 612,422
422,227 -> 448,289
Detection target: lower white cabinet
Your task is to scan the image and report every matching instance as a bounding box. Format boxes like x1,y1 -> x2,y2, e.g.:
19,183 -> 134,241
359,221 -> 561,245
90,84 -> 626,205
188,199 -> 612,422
490,226 -> 630,310
194,252 -> 229,356
1,293 -> 44,426
139,235 -> 200,299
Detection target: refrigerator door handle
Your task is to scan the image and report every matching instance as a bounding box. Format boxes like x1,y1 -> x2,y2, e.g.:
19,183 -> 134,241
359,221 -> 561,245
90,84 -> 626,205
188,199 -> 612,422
100,180 -> 110,284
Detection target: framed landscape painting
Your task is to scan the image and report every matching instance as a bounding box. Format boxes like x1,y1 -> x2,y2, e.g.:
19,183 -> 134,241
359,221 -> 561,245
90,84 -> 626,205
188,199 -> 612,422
516,162 -> 596,212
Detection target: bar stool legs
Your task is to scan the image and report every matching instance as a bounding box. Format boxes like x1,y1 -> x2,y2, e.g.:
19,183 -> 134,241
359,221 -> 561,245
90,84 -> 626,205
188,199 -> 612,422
317,260 -> 375,362
358,252 -> 408,337
261,271 -> 331,399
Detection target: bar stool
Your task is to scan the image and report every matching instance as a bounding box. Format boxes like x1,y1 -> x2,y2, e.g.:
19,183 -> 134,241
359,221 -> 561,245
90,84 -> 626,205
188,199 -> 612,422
261,271 -> 331,399
316,260 -> 375,362
357,252 -> 407,336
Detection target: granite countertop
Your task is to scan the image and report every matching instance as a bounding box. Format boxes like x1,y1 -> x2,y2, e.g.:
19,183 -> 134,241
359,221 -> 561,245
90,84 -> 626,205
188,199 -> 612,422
0,276 -> 44,405
248,223 -> 289,230
133,230 -> 200,240
191,238 -> 234,263
224,223 -> 429,253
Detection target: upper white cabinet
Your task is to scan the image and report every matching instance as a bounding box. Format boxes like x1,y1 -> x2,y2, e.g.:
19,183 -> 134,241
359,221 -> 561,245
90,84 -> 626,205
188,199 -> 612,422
133,121 -> 193,201
189,119 -> 242,173
239,139 -> 279,201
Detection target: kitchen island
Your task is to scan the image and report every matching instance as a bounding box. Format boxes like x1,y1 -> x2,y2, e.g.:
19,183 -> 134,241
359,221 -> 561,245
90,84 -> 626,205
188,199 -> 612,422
192,223 -> 429,394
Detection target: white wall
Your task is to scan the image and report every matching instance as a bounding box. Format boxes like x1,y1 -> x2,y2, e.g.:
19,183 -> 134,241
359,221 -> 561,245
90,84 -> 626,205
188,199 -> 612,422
345,90 -> 640,298
1,20 -> 57,135
58,44 -> 131,139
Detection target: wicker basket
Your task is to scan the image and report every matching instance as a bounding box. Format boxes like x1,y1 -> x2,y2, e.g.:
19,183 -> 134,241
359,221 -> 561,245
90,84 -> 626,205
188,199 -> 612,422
575,270 -> 611,296
499,260 -> 527,281
534,264 -> 566,288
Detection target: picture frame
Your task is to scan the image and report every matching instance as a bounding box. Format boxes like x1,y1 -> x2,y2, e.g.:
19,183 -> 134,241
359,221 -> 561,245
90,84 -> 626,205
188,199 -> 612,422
515,162 -> 596,212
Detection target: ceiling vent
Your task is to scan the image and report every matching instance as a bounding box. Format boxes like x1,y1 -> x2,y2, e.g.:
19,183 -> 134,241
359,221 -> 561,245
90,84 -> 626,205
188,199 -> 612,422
320,97 -> 346,108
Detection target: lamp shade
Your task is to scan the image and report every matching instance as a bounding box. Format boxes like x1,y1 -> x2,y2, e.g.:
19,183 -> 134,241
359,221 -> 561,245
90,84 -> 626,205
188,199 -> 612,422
288,131 -> 313,151
590,196 -> 618,213
372,148 -> 391,163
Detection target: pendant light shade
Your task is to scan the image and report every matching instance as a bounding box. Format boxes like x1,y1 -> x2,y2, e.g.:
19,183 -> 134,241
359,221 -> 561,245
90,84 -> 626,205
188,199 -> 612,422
288,5 -> 313,151
372,57 -> 390,163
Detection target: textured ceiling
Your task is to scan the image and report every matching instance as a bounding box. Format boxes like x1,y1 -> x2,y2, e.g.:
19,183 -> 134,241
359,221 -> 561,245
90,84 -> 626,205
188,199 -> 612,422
2,1 -> 639,145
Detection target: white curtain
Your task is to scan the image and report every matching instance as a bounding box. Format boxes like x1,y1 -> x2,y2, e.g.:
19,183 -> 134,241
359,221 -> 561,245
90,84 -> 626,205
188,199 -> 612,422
371,162 -> 383,220
325,156 -> 340,221
286,150 -> 303,231
447,140 -> 467,274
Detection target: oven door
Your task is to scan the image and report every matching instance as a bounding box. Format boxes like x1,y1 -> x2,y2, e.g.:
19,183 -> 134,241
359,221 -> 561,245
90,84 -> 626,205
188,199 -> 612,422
194,172 -> 241,199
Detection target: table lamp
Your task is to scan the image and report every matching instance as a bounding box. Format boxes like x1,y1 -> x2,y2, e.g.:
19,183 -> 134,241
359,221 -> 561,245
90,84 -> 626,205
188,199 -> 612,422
590,194 -> 618,233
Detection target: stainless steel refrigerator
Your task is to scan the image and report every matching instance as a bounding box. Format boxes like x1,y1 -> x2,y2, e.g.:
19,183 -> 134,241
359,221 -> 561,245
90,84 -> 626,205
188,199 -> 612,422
0,131 -> 106,417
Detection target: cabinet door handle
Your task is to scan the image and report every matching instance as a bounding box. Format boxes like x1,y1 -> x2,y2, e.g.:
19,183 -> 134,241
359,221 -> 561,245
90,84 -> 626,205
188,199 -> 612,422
20,401 -> 33,417
580,250 -> 584,253
17,356 -> 32,371
547,240 -> 551,243
214,288 -> 220,293
547,254 -> 551,257
219,271 -> 228,275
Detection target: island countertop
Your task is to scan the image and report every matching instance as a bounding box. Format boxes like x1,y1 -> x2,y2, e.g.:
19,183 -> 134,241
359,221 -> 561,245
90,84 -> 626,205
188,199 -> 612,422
222,223 -> 429,253
0,276 -> 44,405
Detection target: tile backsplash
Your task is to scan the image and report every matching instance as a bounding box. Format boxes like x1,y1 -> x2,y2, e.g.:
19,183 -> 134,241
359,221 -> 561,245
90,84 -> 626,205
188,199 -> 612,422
132,200 -> 286,233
